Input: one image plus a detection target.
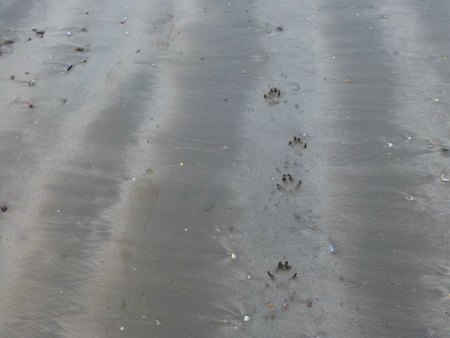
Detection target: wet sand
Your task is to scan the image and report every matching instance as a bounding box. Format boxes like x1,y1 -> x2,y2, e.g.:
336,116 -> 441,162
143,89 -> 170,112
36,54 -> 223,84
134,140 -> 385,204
0,0 -> 449,337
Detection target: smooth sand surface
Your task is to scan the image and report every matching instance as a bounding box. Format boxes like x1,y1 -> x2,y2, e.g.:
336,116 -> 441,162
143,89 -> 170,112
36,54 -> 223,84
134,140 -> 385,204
0,0 -> 449,337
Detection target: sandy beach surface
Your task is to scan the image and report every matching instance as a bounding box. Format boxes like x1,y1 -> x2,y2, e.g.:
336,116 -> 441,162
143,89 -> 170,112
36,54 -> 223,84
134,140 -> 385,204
0,0 -> 449,337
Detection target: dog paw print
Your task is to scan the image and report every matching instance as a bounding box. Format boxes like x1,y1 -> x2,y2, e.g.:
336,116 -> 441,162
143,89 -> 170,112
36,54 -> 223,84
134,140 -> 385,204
264,87 -> 281,105
289,136 -> 307,155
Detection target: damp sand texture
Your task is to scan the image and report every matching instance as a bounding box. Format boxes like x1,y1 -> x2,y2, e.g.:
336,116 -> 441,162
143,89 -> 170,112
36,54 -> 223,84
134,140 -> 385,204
0,0 -> 449,337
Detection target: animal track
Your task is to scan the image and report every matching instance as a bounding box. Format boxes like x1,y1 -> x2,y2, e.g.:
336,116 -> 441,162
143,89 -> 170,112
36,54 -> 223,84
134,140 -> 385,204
264,87 -> 281,105
276,173 -> 301,195
289,136 -> 307,155
267,261 -> 298,284
282,174 -> 293,182
277,261 -> 292,271
288,136 -> 304,146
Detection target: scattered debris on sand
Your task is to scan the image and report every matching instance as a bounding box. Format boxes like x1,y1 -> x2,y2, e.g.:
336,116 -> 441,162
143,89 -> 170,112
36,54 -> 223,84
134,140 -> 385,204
440,173 -> 449,182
